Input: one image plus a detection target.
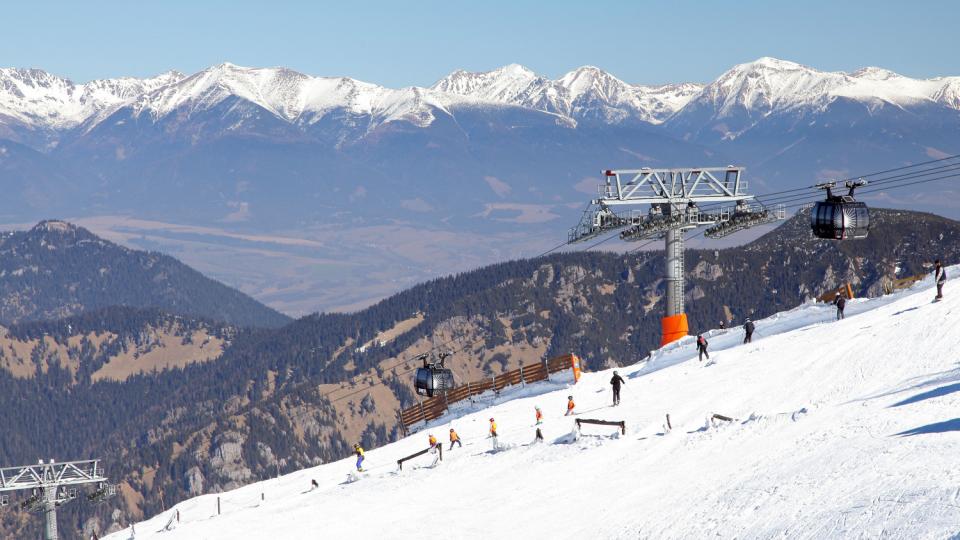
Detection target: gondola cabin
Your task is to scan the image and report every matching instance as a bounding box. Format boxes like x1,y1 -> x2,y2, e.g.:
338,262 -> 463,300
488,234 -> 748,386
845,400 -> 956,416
413,353 -> 455,397
810,180 -> 870,240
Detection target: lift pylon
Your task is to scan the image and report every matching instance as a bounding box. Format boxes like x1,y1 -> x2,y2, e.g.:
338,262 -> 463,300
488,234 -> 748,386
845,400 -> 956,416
568,166 -> 784,346
0,459 -> 114,540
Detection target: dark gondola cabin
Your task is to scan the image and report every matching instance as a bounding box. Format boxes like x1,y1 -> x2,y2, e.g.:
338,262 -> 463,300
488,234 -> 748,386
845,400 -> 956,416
413,353 -> 455,397
811,180 -> 870,240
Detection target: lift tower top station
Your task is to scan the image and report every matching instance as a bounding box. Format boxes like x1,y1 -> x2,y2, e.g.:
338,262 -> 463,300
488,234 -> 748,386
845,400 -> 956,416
568,166 -> 784,346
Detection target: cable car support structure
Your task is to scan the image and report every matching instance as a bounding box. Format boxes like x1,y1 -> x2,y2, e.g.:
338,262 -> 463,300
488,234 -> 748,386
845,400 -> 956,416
568,166 -> 785,346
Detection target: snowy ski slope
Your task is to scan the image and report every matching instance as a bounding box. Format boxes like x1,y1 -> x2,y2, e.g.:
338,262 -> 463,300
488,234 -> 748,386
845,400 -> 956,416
108,269 -> 960,539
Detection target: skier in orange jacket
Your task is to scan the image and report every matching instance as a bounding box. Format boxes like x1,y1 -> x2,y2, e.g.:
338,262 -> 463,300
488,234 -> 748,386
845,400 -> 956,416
535,406 -> 543,425
565,396 -> 576,416
448,428 -> 462,449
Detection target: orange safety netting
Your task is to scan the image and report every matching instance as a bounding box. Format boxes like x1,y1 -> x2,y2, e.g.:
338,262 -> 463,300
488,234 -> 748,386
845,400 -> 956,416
660,313 -> 689,346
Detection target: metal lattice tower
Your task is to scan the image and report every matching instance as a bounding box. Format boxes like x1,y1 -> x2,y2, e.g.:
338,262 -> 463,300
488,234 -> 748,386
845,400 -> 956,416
568,166 -> 784,345
0,459 -> 115,540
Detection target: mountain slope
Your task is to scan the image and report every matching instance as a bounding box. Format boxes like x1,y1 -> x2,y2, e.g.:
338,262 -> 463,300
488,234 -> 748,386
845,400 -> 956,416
107,265 -> 960,539
0,220 -> 290,327
0,208 -> 956,538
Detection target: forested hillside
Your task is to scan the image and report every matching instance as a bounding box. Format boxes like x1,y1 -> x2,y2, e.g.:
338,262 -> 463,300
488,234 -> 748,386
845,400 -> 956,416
0,220 -> 290,327
3,208 -> 960,539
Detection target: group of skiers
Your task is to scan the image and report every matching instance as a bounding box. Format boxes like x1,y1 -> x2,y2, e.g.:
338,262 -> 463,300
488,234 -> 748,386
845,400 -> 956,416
346,260 -> 953,474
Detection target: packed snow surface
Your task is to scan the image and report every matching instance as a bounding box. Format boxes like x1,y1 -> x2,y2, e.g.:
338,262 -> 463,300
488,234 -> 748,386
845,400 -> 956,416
108,271 -> 960,539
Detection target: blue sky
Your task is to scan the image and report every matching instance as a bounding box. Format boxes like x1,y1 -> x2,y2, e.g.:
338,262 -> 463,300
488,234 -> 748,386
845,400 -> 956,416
4,0 -> 958,85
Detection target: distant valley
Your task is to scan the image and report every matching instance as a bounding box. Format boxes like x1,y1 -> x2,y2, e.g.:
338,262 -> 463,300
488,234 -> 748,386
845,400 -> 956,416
2,58 -> 959,313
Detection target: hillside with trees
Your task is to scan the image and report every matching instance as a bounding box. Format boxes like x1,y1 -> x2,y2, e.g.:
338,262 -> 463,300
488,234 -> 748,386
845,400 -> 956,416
2,208 -> 960,538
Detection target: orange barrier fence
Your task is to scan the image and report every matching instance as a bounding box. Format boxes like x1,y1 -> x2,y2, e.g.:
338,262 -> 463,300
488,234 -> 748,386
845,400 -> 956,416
817,283 -> 855,304
399,353 -> 581,432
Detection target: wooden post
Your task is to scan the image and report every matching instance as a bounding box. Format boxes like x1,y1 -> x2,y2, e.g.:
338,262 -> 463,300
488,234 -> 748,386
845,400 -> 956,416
176,510 -> 180,523
217,497 -> 221,515
712,413 -> 734,422
261,492 -> 264,502
519,365 -> 525,386
418,400 -> 425,423
491,375 -> 497,393
466,380 -> 472,399
666,414 -> 672,430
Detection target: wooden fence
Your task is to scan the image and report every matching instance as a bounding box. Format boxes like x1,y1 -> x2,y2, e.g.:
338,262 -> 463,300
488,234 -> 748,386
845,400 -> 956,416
399,353 -> 578,432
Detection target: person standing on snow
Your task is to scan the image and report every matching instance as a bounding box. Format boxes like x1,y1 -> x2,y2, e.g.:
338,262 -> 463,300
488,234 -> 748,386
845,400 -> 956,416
610,371 -> 625,406
353,443 -> 365,472
696,334 -> 710,361
489,418 -> 499,450
428,433 -> 439,451
833,294 -> 846,320
535,406 -> 543,425
448,428 -> 462,449
935,259 -> 947,300
565,395 -> 576,416
743,318 -> 755,344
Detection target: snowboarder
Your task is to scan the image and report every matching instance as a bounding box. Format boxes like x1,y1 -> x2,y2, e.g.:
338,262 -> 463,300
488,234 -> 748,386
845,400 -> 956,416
743,318 -> 755,344
448,428 -> 462,449
935,259 -> 947,300
534,406 -> 543,425
353,443 -> 365,472
696,334 -> 710,361
833,294 -> 846,320
610,371 -> 625,406
565,395 -> 576,416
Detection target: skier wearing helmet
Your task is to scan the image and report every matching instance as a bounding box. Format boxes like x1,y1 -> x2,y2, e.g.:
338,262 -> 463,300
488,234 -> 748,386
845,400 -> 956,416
565,395 -> 576,416
448,428 -> 461,449
353,443 -> 365,472
610,371 -> 625,406
534,406 -> 543,425
489,418 -> 499,450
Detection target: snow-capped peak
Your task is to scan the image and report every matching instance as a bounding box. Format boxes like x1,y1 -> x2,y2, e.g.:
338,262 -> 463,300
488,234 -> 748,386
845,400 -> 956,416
0,67 -> 186,131
680,56 -> 960,126
433,64 -> 703,124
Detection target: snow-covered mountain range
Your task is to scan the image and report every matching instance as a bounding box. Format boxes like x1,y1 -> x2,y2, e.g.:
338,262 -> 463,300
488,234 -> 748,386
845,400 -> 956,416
3,57 -> 958,146
2,57 -> 960,314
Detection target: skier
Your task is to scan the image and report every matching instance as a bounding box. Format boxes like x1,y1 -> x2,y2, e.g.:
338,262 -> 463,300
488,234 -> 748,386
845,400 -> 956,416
833,293 -> 846,320
610,371 -> 625,406
353,443 -> 365,472
743,318 -> 755,344
935,259 -> 947,300
448,428 -> 462,449
696,334 -> 709,361
565,395 -> 576,416
428,433 -> 438,451
489,417 -> 499,450
535,406 -> 543,425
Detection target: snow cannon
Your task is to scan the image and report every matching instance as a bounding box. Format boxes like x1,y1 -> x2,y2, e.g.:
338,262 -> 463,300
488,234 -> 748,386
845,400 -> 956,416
660,313 -> 689,346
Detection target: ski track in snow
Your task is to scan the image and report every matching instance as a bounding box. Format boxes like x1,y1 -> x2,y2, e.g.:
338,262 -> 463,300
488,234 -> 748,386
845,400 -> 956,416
107,269 -> 960,540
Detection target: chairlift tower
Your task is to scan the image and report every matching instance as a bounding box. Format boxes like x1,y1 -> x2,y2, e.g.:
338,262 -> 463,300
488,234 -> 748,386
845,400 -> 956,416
0,459 -> 114,540
568,166 -> 784,346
